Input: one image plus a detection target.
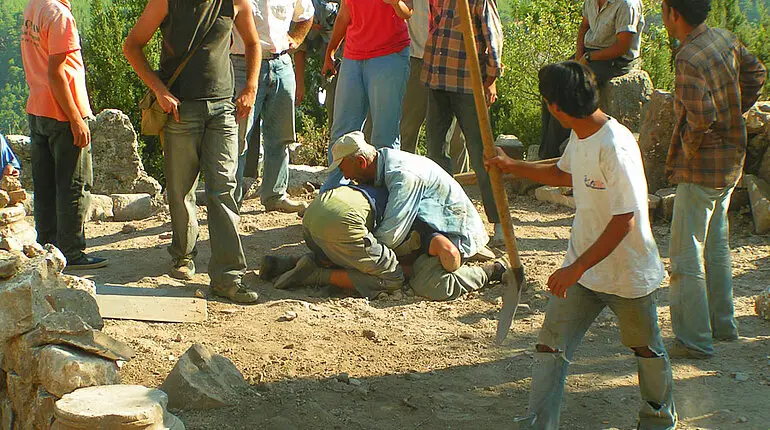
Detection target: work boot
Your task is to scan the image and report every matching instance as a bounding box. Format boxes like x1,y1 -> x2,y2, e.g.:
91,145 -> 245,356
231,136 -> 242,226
260,255 -> 299,280
263,196 -> 308,214
169,259 -> 195,281
488,223 -> 505,248
483,256 -> 509,284
211,282 -> 259,304
273,254 -> 328,290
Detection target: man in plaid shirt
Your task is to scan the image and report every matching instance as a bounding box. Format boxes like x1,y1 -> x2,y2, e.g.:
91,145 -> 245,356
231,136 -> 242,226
662,0 -> 766,359
421,0 -> 505,245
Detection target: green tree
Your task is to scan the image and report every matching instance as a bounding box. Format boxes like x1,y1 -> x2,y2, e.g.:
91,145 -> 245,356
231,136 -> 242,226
0,8 -> 29,134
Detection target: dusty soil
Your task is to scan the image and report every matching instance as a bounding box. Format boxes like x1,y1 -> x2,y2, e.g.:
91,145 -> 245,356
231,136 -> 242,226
74,186 -> 770,430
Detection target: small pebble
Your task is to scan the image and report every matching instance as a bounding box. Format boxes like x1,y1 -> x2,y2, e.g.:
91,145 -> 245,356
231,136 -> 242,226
459,333 -> 474,340
121,223 -> 138,234
159,232 -> 173,240
336,373 -> 350,384
167,354 -> 175,361
738,416 -> 748,423
734,372 -> 750,382
283,343 -> 295,350
278,311 -> 298,322
174,333 -> 183,342
348,378 -> 362,386
194,289 -> 206,298
362,329 -> 378,340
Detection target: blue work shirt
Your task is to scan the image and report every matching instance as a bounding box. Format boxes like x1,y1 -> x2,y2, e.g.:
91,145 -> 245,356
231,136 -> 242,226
372,148 -> 489,258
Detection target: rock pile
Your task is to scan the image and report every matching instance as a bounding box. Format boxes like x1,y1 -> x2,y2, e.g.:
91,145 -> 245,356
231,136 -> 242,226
0,245 -> 135,429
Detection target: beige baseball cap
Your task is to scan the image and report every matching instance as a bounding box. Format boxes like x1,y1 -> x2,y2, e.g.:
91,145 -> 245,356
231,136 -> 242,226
325,131 -> 373,173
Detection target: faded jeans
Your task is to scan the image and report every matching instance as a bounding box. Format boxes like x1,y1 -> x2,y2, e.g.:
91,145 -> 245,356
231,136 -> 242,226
162,99 -> 246,287
251,54 -> 296,204
669,183 -> 737,356
522,284 -> 676,430
231,54 -> 260,204
322,47 -> 410,192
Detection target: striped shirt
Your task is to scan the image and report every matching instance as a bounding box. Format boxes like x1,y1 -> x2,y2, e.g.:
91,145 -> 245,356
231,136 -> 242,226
421,0 -> 503,94
665,24 -> 766,188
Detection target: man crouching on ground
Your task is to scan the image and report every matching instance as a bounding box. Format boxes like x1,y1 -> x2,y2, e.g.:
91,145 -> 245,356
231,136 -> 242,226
265,132 -> 507,300
485,61 -> 676,429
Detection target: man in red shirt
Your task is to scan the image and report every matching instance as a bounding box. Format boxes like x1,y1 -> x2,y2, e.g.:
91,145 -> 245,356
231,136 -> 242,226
20,0 -> 107,269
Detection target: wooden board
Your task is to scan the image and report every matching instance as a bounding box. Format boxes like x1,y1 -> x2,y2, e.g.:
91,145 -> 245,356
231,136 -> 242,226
96,293 -> 207,323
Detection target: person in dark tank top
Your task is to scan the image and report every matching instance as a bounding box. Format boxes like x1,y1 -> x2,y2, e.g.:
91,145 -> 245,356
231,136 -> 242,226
123,0 -> 264,304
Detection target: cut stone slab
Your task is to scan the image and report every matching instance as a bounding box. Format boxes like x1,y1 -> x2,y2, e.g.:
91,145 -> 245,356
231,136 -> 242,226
160,343 -> 248,410
54,385 -> 184,430
86,194 -> 114,222
46,288 -> 104,330
111,193 -> 161,222
745,174 -> 770,234
495,135 -> 525,160
24,312 -> 134,362
96,292 -> 207,323
0,237 -> 22,253
287,165 -> 327,197
0,206 -> 24,226
38,345 -> 119,398
755,288 -> 770,320
7,190 -> 26,206
534,186 -> 575,209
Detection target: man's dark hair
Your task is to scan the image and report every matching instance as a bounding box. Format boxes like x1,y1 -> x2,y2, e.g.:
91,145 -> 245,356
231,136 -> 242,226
664,0 -> 711,27
538,61 -> 598,119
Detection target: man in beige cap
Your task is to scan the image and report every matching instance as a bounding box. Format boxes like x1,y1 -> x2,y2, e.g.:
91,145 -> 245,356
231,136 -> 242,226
271,131 -> 507,300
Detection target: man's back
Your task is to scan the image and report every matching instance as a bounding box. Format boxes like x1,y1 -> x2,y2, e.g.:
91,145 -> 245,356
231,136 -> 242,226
374,148 -> 489,257
667,24 -> 766,188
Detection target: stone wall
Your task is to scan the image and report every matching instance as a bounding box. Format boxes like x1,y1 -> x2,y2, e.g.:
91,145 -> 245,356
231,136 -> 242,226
600,69 -> 654,133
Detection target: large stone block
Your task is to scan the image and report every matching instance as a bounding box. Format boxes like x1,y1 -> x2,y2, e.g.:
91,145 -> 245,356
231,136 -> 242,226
286,165 -> 327,197
85,194 -> 114,222
745,174 -> 770,234
54,385 -> 184,430
90,110 -> 162,196
534,186 -> 575,209
111,193 -> 161,222
46,289 -> 103,330
0,252 -> 21,279
638,90 -> 675,194
33,387 -> 56,430
160,343 -> 248,410
600,69 -> 654,133
38,345 -> 119,398
495,135 -> 525,160
655,187 -> 677,221
6,372 -> 35,430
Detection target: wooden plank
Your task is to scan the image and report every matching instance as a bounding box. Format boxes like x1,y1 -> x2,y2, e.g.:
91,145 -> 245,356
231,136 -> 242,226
96,294 -> 207,323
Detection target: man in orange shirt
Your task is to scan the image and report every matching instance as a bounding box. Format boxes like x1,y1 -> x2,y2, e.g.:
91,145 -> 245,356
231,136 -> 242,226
20,0 -> 107,269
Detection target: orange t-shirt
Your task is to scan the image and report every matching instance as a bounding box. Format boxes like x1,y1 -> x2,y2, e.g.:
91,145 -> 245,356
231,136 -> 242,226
21,0 -> 92,122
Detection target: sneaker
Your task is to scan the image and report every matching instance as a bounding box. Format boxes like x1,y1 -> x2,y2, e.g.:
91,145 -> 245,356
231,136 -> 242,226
260,255 -> 299,280
488,223 -> 505,248
67,254 -> 108,270
169,259 -> 195,281
667,341 -> 712,360
211,283 -> 259,304
263,196 -> 308,214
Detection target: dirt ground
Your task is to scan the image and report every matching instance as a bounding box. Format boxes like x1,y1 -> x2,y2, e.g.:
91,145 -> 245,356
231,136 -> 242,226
72,185 -> 769,430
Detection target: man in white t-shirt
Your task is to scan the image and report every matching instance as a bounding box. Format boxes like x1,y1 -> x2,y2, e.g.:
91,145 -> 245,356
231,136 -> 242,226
231,0 -> 314,211
485,61 -> 676,429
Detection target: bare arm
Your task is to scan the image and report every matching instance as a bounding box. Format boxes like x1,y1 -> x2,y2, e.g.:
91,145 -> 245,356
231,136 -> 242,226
382,0 -> 412,19
484,148 -> 571,187
233,0 -> 261,119
583,32 -> 633,62
576,17 -> 589,59
288,19 -> 313,49
48,53 -> 90,148
322,0 -> 351,76
547,213 -> 635,298
123,0 -> 180,121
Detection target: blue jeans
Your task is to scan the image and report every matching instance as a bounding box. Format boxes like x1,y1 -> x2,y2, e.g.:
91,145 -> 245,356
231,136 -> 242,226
425,89 -> 499,223
249,54 -> 296,204
231,55 -> 260,204
162,99 -> 246,287
321,47 -> 410,192
669,183 -> 737,356
522,285 -> 676,429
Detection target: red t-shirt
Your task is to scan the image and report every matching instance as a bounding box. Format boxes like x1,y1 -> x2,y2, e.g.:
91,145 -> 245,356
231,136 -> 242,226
343,0 -> 410,60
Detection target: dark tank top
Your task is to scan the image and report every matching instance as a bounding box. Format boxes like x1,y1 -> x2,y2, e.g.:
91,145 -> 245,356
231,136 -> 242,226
158,0 -> 235,101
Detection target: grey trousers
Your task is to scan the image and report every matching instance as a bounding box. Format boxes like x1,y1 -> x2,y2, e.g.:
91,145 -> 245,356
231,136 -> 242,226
409,254 -> 488,301
162,99 -> 246,287
28,114 -> 92,261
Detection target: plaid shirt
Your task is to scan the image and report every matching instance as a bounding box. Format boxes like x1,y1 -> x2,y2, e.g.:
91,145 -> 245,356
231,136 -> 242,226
666,24 -> 767,188
421,0 -> 503,94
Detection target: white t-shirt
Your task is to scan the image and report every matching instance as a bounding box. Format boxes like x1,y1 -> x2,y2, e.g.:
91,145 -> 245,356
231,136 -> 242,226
232,0 -> 315,55
556,118 -> 664,298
